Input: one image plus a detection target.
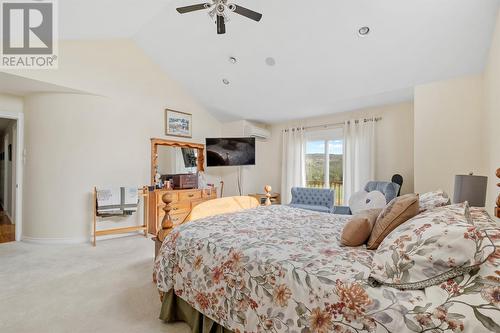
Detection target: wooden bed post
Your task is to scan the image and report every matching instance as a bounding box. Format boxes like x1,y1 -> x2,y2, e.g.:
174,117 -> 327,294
158,194 -> 174,241
264,185 -> 272,206
496,168 -> 500,218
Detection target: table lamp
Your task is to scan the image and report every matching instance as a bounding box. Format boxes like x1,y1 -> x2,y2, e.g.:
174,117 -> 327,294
453,173 -> 488,207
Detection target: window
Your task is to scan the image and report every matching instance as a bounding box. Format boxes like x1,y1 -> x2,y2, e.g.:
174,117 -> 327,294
305,129 -> 343,205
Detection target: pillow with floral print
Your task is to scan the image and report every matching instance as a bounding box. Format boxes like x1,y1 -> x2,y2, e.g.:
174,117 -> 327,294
368,204 -> 495,290
418,189 -> 451,213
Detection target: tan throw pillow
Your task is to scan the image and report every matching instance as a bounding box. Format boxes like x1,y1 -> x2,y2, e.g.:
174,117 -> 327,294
367,194 -> 419,250
341,209 -> 382,247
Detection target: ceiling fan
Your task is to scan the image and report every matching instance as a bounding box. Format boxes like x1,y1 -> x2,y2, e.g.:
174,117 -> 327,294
176,0 -> 262,35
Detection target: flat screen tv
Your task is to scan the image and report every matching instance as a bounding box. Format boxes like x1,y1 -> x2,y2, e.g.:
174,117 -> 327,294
206,137 -> 255,167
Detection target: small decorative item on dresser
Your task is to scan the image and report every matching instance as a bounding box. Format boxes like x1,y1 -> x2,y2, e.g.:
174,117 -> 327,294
264,185 -> 272,206
165,109 -> 192,138
496,168 -> 500,218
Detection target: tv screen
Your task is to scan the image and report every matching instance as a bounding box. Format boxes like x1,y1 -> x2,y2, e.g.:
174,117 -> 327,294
206,137 -> 255,167
181,148 -> 197,168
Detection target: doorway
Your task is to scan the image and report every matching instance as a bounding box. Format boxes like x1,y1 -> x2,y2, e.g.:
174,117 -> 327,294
0,118 -> 18,243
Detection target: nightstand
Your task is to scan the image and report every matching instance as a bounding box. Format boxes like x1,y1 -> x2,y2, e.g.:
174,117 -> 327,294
249,193 -> 281,206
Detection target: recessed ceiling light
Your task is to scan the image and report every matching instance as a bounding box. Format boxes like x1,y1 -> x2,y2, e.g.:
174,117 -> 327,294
229,57 -> 237,64
265,57 -> 276,66
358,26 -> 370,37
222,78 -> 230,85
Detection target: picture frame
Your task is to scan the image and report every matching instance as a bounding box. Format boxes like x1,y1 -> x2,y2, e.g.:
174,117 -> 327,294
165,109 -> 192,138
8,144 -> 12,161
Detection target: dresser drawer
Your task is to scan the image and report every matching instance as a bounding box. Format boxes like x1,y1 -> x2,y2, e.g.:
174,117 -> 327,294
171,212 -> 189,226
170,202 -> 191,214
191,199 -> 206,208
157,203 -> 190,217
201,188 -> 217,198
179,190 -> 201,201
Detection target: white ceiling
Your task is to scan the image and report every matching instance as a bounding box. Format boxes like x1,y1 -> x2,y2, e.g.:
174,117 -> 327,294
60,0 -> 500,123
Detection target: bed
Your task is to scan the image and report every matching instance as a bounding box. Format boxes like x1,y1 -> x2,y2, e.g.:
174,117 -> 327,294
154,205 -> 500,333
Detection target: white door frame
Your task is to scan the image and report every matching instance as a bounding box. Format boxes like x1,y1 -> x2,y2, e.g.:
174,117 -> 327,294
0,110 -> 23,241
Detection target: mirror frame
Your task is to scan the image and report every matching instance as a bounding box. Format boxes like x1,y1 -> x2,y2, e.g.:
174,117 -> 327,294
150,138 -> 205,185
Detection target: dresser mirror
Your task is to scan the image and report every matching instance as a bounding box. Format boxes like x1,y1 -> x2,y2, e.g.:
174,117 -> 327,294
150,138 -> 205,186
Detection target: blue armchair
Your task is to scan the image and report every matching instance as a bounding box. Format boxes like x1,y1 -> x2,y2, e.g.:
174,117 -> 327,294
334,181 -> 401,215
364,181 -> 400,203
289,187 -> 335,213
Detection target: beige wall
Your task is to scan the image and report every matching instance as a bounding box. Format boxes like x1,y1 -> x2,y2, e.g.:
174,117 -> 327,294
0,94 -> 23,112
217,121 -> 280,197
414,75 -> 485,197
11,40 -> 223,241
253,102 -> 415,203
484,9 -> 500,213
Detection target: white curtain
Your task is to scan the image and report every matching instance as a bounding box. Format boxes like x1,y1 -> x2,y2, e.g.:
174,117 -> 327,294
281,127 -> 306,204
342,118 -> 376,205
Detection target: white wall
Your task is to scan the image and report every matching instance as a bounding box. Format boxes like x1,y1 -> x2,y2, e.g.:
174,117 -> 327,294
11,40 -> 223,241
252,102 -> 414,203
414,75 -> 485,197
216,121 -> 278,197
484,9 -> 500,213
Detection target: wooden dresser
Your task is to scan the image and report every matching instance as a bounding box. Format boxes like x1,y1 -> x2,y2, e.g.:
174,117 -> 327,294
148,188 -> 217,235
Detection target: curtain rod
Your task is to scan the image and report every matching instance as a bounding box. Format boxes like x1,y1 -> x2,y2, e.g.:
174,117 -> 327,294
283,117 -> 382,132
284,117 -> 382,132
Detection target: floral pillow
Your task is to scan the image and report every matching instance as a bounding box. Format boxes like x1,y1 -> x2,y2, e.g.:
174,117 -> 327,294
418,189 -> 451,212
368,204 -> 495,290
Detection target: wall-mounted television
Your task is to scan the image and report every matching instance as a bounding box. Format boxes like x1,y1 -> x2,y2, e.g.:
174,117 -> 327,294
206,137 -> 255,167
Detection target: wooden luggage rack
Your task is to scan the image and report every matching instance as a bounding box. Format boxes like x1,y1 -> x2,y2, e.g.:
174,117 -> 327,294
92,186 -> 149,247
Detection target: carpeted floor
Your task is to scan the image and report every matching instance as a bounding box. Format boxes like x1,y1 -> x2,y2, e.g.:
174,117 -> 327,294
0,236 -> 191,333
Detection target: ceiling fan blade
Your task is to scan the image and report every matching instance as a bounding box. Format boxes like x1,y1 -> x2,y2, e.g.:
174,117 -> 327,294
232,5 -> 262,22
176,3 -> 209,14
217,15 -> 226,34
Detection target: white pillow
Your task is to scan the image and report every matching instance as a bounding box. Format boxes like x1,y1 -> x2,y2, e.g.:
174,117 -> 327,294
349,190 -> 386,215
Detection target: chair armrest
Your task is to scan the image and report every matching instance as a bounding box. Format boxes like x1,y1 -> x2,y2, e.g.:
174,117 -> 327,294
333,206 -> 352,215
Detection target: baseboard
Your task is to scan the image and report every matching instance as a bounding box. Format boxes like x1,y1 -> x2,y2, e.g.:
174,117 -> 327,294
22,232 -> 148,245
94,231 -> 147,242
22,236 -> 89,244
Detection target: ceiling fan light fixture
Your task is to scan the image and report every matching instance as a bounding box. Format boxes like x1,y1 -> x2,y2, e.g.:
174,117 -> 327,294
358,26 -> 370,37
216,3 -> 225,14
176,1 -> 263,35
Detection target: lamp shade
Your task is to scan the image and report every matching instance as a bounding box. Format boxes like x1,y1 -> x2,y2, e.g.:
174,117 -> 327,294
453,174 -> 488,207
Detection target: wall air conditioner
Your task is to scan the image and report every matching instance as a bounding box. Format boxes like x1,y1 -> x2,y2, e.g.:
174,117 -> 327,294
244,123 -> 271,140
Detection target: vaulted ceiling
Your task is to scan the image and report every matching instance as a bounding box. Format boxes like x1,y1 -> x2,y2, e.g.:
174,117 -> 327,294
60,0 -> 500,123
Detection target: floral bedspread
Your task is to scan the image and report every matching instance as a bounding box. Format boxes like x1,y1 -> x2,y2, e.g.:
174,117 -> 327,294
154,205 -> 500,333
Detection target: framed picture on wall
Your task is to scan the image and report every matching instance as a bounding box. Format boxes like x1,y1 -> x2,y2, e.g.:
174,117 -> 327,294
165,109 -> 192,138
8,144 -> 11,161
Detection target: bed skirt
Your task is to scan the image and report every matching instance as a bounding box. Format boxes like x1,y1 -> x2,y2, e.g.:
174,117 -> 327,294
160,290 -> 233,333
